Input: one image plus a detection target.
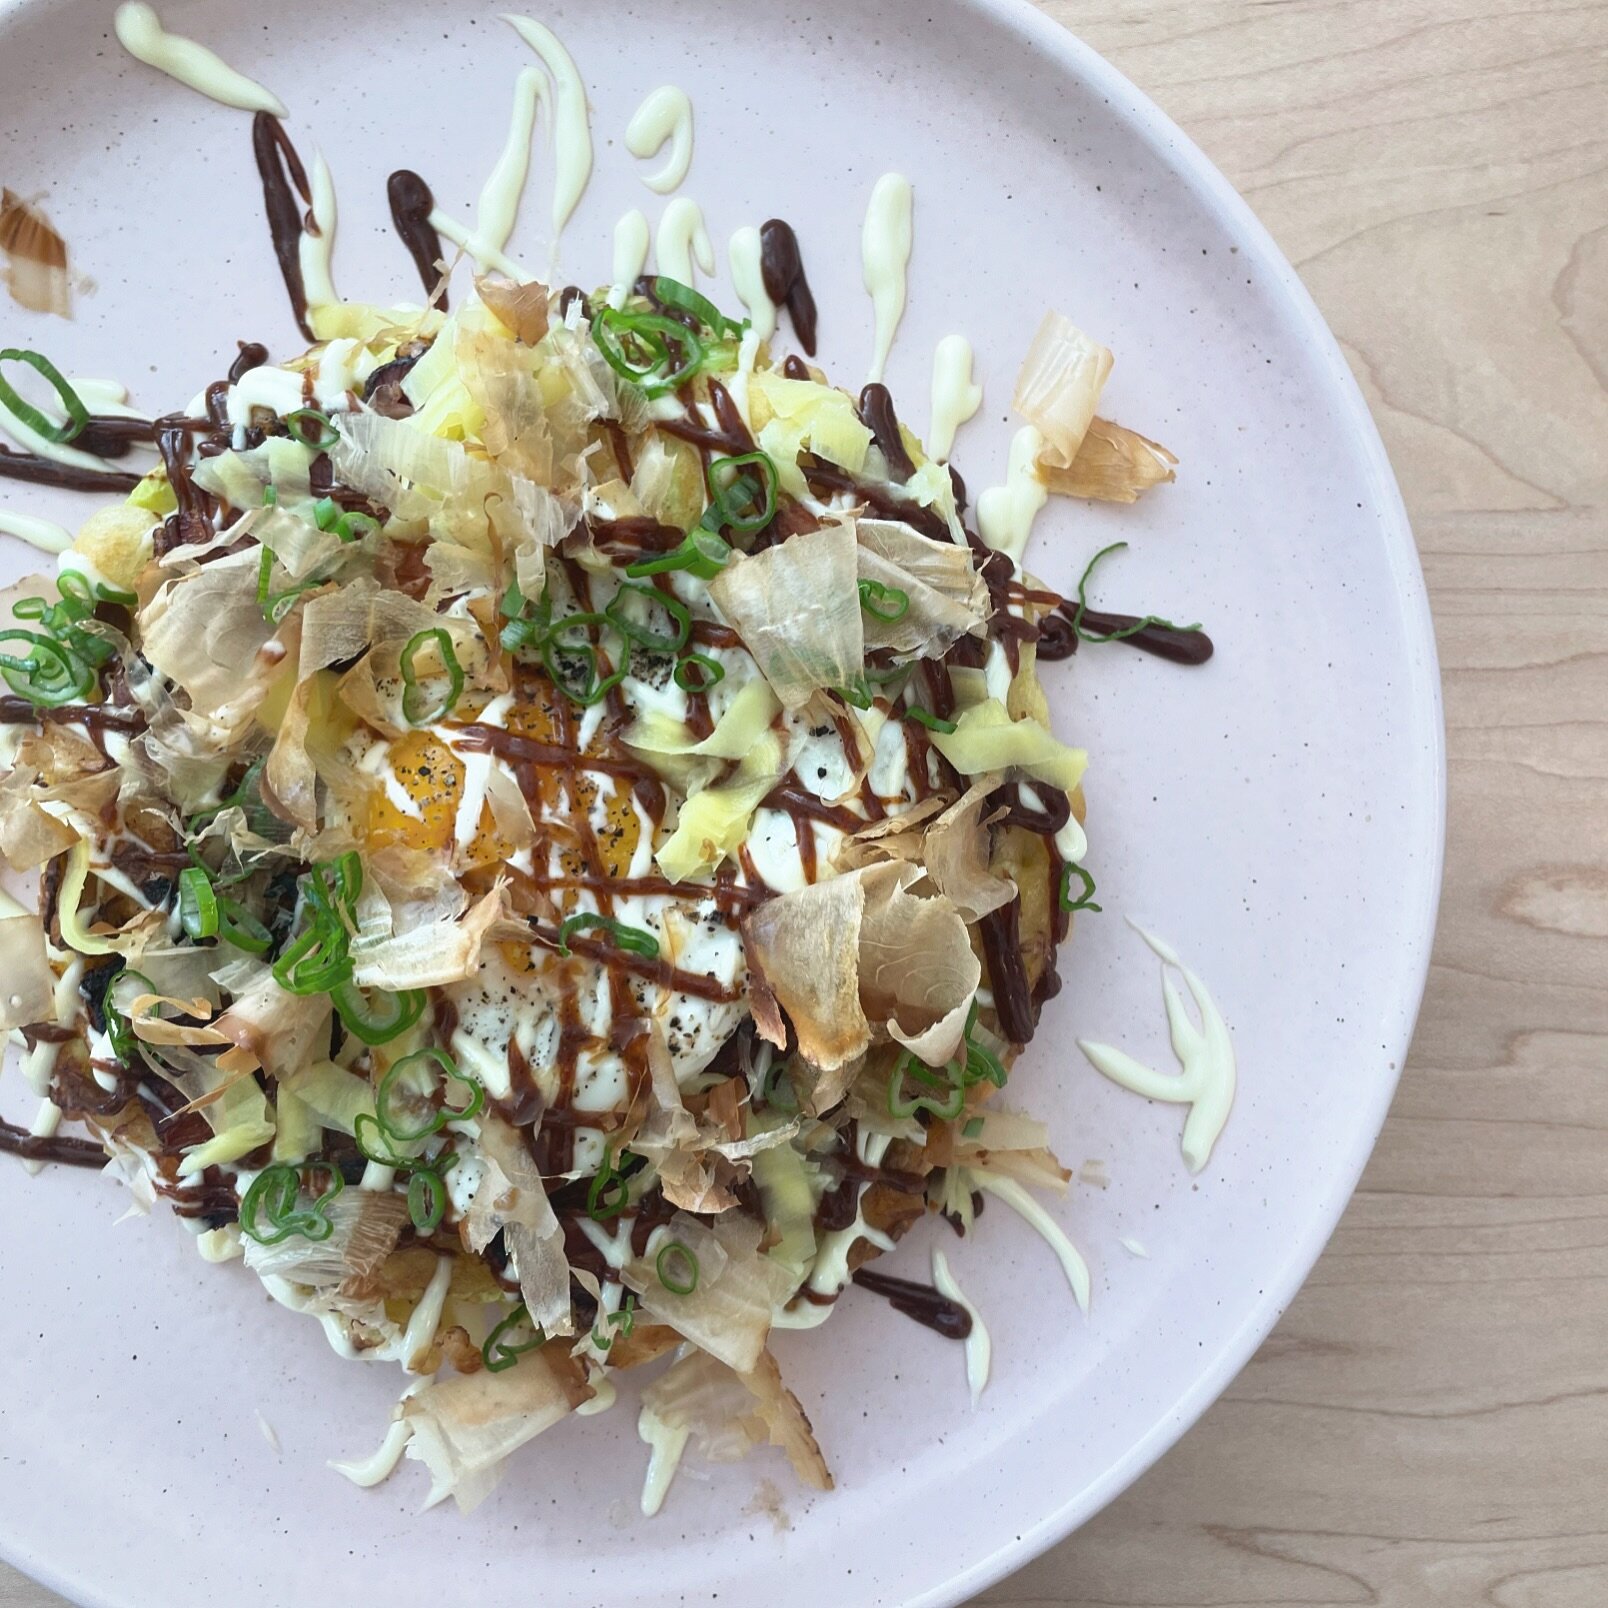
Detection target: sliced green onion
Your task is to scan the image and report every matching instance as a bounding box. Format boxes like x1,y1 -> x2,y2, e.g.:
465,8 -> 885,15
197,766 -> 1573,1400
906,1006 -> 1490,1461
0,630 -> 94,706
858,579 -> 910,622
102,968 -> 155,1064
887,1061 -> 966,1121
499,581 -> 552,653
1072,542 -> 1203,643
56,571 -> 95,612
482,1303 -> 543,1372
324,850 -> 364,911
756,1056 -> 799,1114
239,1161 -> 344,1246
177,866 -> 219,941
541,614 -> 629,707
352,1112 -> 416,1167
962,1117 -> 985,1139
964,1038 -> 1006,1090
586,1150 -> 632,1222
271,916 -> 353,996
556,912 -> 660,960
834,677 -> 874,711
284,408 -> 339,450
625,528 -> 732,580
400,627 -> 465,726
651,276 -> 744,337
256,547 -> 313,624
704,452 -> 777,536
217,897 -> 273,955
332,980 -> 427,1046
187,756 -> 269,832
374,1048 -> 484,1144
312,496 -> 341,532
655,1240 -> 700,1295
0,350 -> 89,444
590,307 -> 707,397
605,581 -> 692,654
673,652 -> 724,693
407,1167 -> 449,1234
591,1292 -> 637,1351
95,580 -> 138,608
262,486 -> 279,507
906,705 -> 957,734
336,509 -> 380,542
1059,864 -> 1101,914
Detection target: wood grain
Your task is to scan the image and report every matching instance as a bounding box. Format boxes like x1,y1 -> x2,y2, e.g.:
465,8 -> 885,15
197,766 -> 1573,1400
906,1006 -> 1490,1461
3,2 -> 1604,1604
968,2 -> 1608,1605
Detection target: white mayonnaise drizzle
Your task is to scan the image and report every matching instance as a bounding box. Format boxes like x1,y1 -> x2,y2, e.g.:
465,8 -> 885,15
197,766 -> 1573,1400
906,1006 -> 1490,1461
113,3 -> 287,116
928,334 -> 982,461
638,1397 -> 691,1516
1078,924 -> 1237,1175
977,425 -> 1048,563
502,14 -> 593,241
973,1170 -> 1091,1313
610,209 -> 650,307
298,151 -> 339,311
931,1247 -> 990,1405
656,198 -> 714,287
862,173 -> 914,384
330,1383 -> 423,1488
196,1225 -> 242,1262
575,1363 -> 617,1416
428,66 -> 543,280
728,225 -> 776,342
480,67 -> 545,252
0,511 -> 71,554
626,86 -> 694,194
398,1256 -> 454,1376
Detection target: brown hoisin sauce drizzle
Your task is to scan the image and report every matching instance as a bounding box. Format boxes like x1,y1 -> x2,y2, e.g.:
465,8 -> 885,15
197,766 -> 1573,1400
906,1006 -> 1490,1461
251,112 -> 315,341
0,212 -> 1213,1344
387,170 -> 448,307
759,219 -> 818,355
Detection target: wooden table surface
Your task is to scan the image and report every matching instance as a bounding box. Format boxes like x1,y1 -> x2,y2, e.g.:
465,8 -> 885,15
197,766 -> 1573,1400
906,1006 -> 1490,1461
4,1 -> 1604,1604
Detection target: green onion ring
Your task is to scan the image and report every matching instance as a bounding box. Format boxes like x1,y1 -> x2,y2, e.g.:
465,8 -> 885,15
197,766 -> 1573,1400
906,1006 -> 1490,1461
704,452 -> 778,536
482,1303 -> 543,1372
624,528 -> 732,580
673,652 -> 724,694
217,898 -> 273,955
858,578 -> 910,622
0,630 -> 94,706
407,1167 -> 448,1235
284,407 -> 339,450
655,1240 -> 700,1296
239,1161 -> 344,1246
556,911 -> 660,960
400,627 -> 465,726
0,350 -> 89,444
374,1047 -> 484,1144
177,866 -> 219,941
1059,863 -> 1102,914
605,581 -> 692,654
332,980 -> 427,1046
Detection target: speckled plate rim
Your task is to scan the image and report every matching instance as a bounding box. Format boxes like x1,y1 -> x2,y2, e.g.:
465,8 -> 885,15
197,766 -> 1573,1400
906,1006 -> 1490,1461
901,3 -> 1446,1602
0,1 -> 1446,1604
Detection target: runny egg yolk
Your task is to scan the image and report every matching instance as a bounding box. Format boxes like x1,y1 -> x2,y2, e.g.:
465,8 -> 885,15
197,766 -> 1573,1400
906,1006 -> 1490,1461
364,688 -> 642,881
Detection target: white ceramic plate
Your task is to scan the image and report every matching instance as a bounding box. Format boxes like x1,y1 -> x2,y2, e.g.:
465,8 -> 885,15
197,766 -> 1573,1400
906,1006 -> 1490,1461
0,1 -> 1444,1604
